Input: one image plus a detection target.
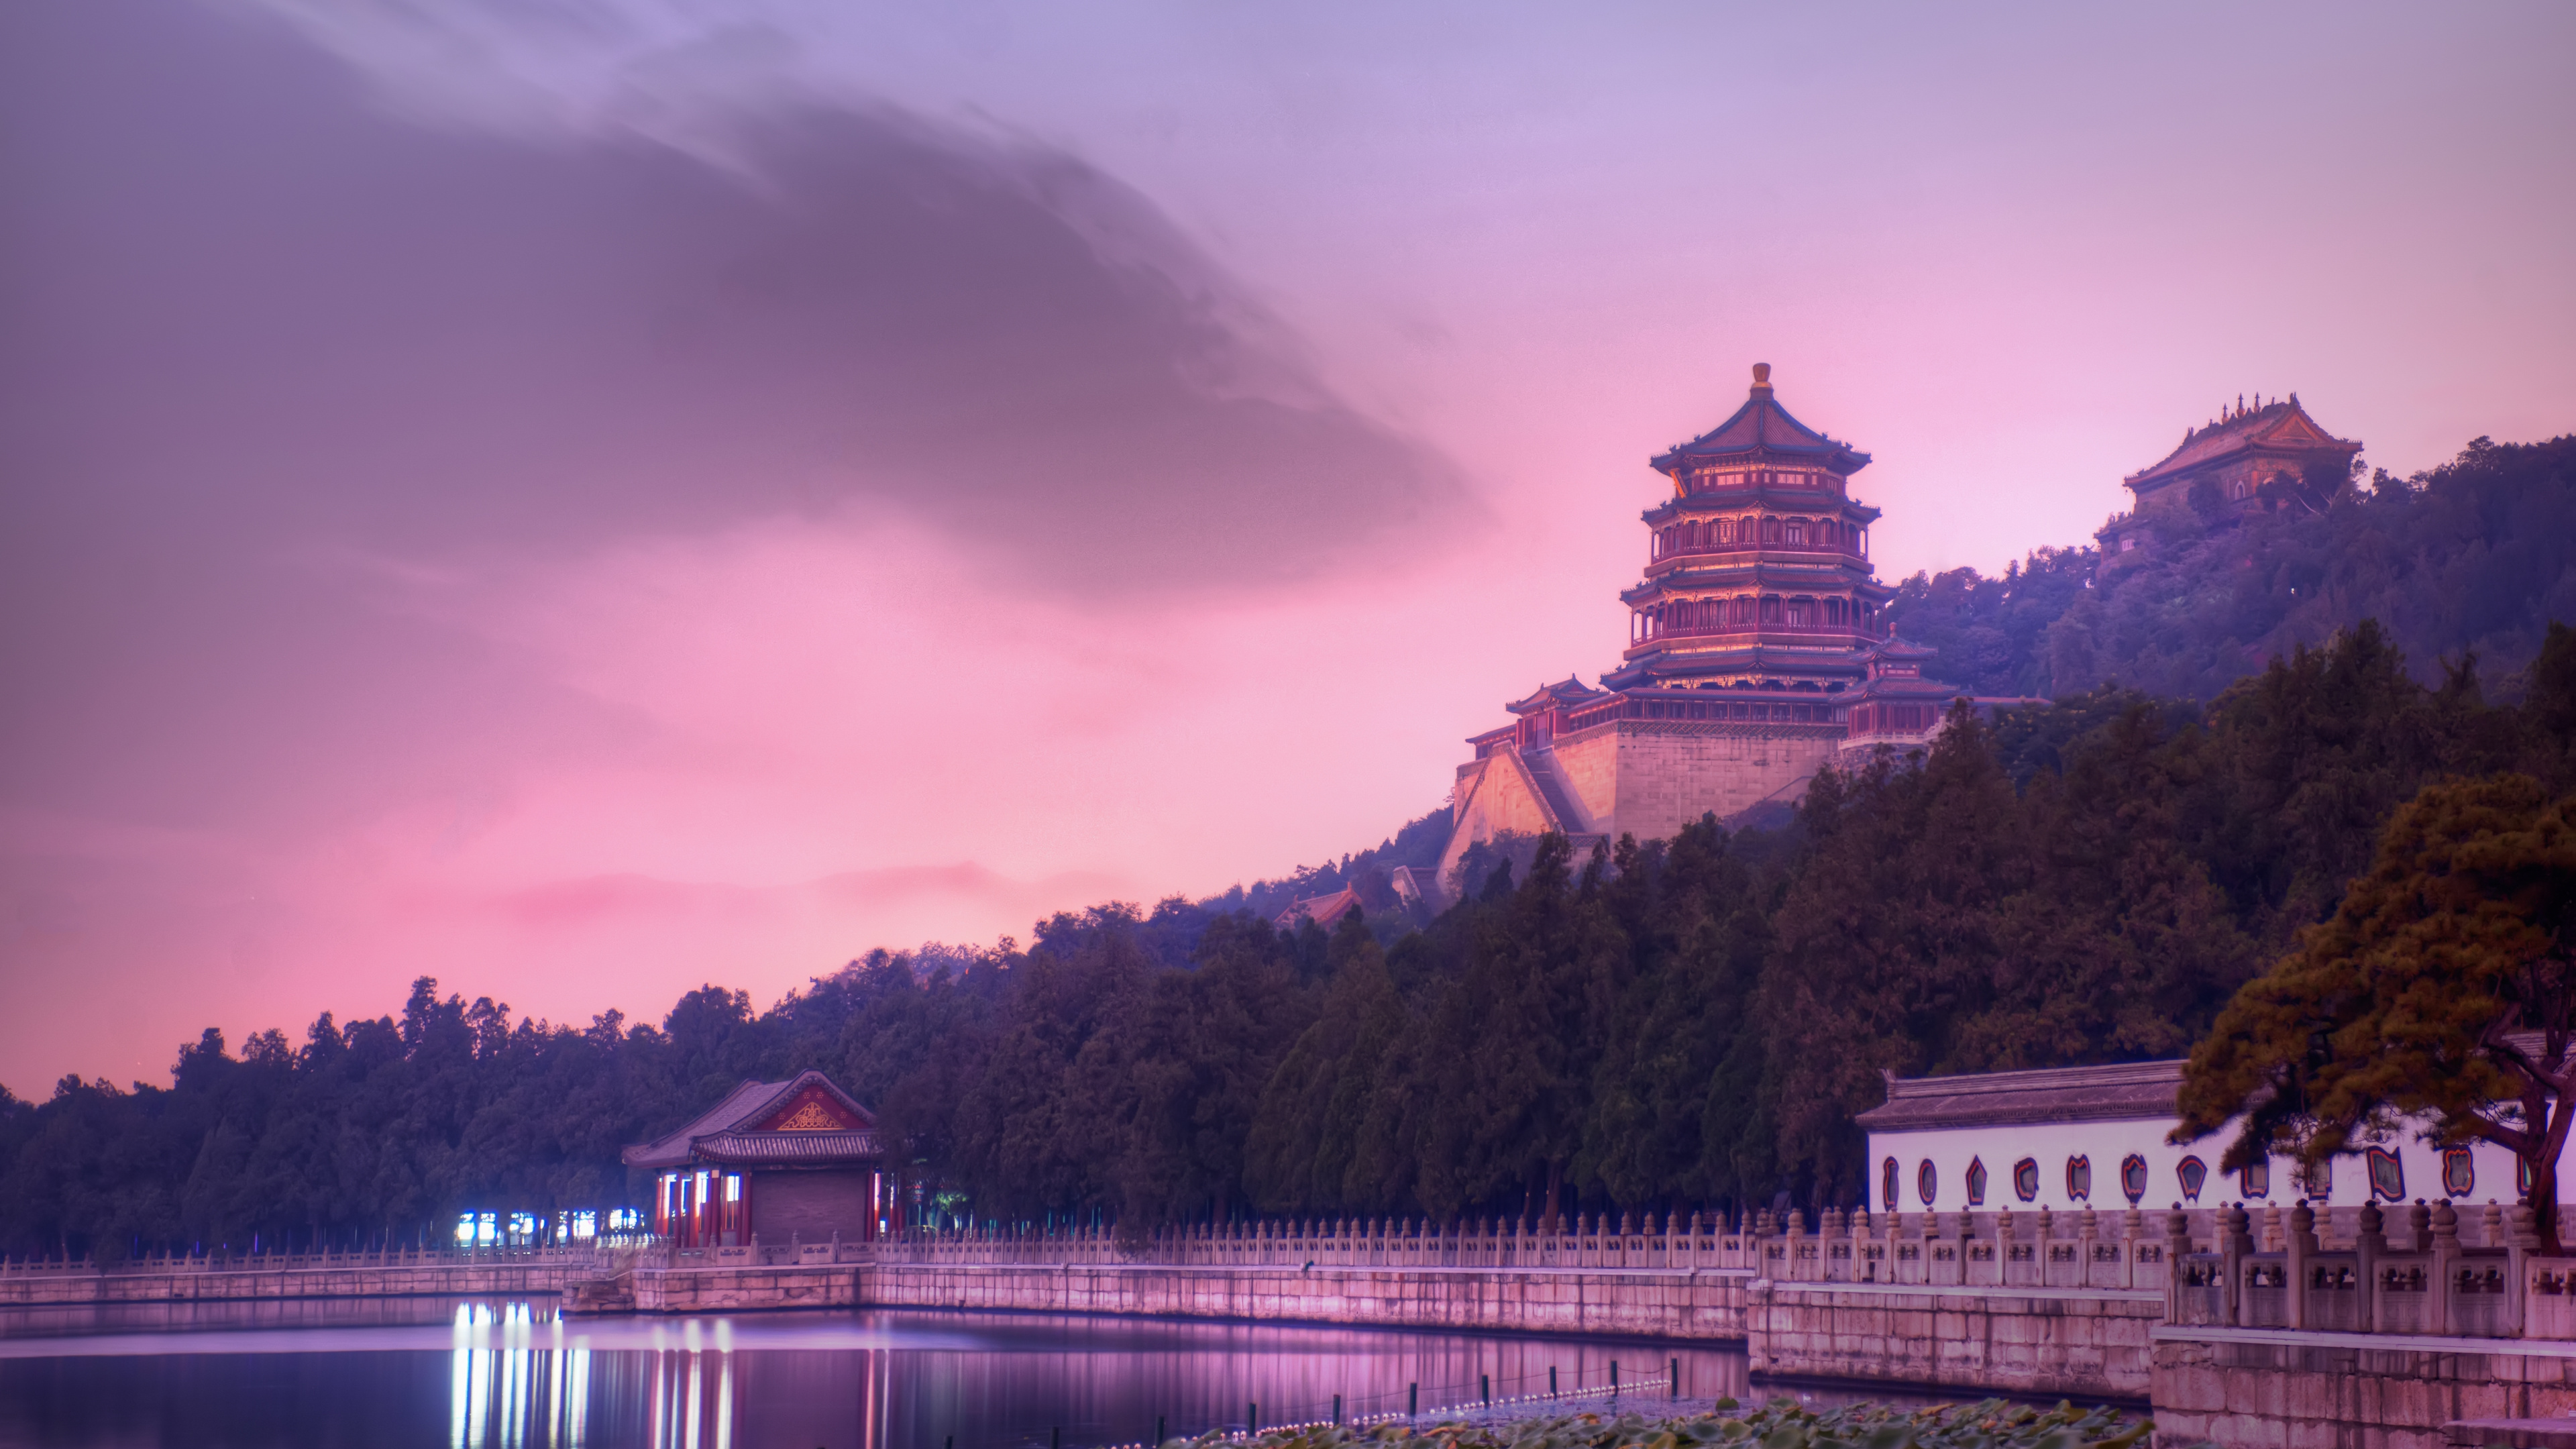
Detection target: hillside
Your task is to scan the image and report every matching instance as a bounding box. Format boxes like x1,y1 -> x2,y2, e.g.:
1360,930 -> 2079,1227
1886,435 -> 2576,700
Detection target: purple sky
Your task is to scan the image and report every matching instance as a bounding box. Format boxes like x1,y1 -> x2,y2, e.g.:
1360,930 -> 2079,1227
3,0 -> 2570,1093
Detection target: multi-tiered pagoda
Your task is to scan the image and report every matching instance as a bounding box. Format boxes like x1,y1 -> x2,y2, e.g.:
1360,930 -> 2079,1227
1437,366 -> 1965,888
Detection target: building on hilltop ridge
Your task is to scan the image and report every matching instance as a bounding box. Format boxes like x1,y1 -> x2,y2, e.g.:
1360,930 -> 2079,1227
1272,885 -> 1362,932
2096,392 -> 2361,570
1436,365 -> 1980,898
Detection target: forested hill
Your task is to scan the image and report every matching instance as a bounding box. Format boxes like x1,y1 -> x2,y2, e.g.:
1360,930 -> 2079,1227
1885,434 -> 2576,701
6,621 -> 2571,1258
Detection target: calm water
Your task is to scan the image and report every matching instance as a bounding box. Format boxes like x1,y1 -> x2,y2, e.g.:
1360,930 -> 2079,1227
0,1298 -> 1752,1449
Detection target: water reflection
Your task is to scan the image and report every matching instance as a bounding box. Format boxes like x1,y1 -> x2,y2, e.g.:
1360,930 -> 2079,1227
449,1303 -> 591,1448
0,1299 -> 1752,1449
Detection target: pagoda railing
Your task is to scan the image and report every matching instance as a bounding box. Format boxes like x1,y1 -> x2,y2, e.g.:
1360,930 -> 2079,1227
1646,540 -> 1868,566
1631,619 -> 1884,645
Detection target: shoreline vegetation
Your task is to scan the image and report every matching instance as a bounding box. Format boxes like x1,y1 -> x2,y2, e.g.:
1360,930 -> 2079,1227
1167,1399 -> 2157,1449
2,431 -> 2571,1263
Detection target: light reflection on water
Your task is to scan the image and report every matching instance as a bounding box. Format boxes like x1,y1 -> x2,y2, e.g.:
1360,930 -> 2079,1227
0,1298 -> 1751,1449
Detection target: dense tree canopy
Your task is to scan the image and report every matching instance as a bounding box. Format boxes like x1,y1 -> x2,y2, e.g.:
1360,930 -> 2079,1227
2176,773 -> 2576,1247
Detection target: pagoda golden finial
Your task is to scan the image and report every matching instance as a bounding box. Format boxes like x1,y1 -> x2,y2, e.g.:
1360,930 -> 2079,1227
1751,362 -> 1773,394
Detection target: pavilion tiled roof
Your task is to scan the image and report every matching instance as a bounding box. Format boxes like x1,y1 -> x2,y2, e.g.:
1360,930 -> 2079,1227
692,1129 -> 882,1165
1856,1059 -> 2185,1133
1649,365 -> 1872,475
621,1069 -> 879,1170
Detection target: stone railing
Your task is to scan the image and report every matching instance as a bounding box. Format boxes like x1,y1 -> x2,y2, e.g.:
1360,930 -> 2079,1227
871,1205 -> 2181,1289
0,1240 -> 641,1278
2164,1198 -> 2576,1341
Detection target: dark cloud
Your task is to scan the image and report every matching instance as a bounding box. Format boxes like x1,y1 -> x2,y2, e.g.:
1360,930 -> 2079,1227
0,0 -> 1473,828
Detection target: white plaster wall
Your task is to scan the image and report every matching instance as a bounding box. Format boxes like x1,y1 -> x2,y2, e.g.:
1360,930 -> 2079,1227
1865,1117 -> 2557,1215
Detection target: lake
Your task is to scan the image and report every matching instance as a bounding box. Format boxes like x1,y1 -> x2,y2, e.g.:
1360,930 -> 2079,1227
0,1298 -> 1754,1448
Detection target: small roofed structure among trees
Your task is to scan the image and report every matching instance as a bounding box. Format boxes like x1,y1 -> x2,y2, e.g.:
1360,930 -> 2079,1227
1273,886 -> 1363,932
2173,774 -> 2576,1250
623,1069 -> 887,1252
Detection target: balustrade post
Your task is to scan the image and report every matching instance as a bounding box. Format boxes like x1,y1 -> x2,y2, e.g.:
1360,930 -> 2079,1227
2080,1207 -> 2100,1288
2119,1207 -> 2142,1291
2163,1208 -> 2191,1322
2430,1201 -> 2461,1336
2509,1203 -> 2540,1339
2355,1200 -> 2385,1334
2286,1201 -> 2315,1330
2222,1203 -> 2251,1326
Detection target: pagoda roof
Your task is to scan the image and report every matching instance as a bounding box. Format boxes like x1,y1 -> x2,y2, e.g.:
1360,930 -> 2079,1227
2124,394 -> 2359,493
622,1069 -> 879,1171
1649,365 -> 1872,475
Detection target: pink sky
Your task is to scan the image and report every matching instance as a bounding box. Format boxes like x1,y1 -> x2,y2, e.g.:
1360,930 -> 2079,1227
2,0 -> 2570,1092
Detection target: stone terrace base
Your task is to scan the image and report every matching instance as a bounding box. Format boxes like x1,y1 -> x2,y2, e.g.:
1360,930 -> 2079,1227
629,1264 -> 863,1313
1748,1281 -> 2160,1404
2153,1329 -> 2576,1449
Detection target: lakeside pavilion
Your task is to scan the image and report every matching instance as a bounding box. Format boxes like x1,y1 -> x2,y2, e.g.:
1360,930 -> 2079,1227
622,1069 -> 888,1248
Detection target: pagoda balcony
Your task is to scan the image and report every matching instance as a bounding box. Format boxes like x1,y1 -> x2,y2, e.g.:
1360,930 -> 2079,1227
1628,618 -> 1887,647
1645,542 -> 1870,573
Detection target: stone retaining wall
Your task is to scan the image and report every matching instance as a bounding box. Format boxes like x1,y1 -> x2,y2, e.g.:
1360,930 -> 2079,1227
2152,1330 -> 2576,1449
631,1265 -> 863,1313
0,1262 -> 581,1306
857,1264 -> 1750,1339
1746,1281 -> 2159,1403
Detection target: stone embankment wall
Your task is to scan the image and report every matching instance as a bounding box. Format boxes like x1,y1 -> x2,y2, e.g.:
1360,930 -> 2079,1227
861,1265 -> 1749,1342
2153,1332 -> 2576,1449
1748,1281 -> 2159,1403
0,1259 -> 582,1307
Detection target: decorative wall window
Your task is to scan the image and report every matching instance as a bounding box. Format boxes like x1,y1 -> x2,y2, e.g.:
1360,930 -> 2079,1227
1966,1157 -> 1988,1206
2443,1149 -> 2475,1197
2178,1155 -> 2208,1203
2013,1158 -> 2040,1203
2297,1157 -> 2330,1199
1917,1159 -> 1938,1207
1884,1157 -> 1900,1212
2065,1155 -> 2092,1202
2120,1154 -> 2149,1205
1762,519 -> 1783,544
2242,1159 -> 2271,1199
2365,1147 -> 2405,1202
1786,523 -> 1807,546
1786,600 -> 1809,627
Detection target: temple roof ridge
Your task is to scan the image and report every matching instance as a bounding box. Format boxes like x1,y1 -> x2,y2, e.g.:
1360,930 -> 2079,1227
2124,391 -> 2358,490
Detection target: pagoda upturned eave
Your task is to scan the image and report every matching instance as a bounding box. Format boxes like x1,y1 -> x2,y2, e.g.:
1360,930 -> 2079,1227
1622,570 -> 1894,606
1642,492 -> 1883,527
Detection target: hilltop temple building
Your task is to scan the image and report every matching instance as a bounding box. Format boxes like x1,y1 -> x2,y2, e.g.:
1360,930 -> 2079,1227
1438,366 -> 1968,890
2096,393 -> 2361,570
